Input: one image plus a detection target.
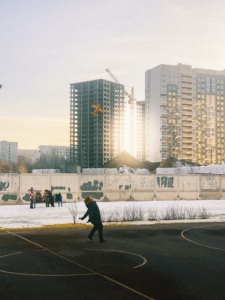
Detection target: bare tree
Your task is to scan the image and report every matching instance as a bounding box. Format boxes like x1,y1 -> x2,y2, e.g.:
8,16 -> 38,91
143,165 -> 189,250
67,202 -> 78,224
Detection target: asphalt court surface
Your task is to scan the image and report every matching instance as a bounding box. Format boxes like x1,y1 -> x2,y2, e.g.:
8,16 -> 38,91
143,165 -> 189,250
0,223 -> 225,300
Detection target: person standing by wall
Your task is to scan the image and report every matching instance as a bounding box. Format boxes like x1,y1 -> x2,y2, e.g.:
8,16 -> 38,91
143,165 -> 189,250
55,191 -> 62,206
44,189 -> 50,207
35,191 -> 42,203
29,187 -> 35,209
48,190 -> 55,207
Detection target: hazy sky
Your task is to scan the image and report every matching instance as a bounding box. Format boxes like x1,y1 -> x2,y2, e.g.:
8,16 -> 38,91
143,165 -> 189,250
1,0 -> 225,149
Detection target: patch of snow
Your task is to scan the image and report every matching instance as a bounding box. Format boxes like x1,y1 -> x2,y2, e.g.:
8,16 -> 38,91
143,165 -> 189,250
172,161 -> 190,168
159,162 -> 225,175
32,169 -> 59,174
118,165 -> 150,174
0,200 -> 225,229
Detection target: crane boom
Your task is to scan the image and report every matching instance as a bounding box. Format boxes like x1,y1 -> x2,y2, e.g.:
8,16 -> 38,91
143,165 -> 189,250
106,68 -> 131,99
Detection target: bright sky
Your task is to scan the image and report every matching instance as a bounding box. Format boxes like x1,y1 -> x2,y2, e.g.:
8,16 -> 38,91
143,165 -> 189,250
1,0 -> 225,149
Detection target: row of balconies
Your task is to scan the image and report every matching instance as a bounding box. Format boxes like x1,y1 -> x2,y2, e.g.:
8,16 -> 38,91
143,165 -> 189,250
182,98 -> 192,103
182,122 -> 192,127
182,112 -> 192,116
182,105 -> 192,110
182,88 -> 192,94
181,76 -> 192,83
181,82 -> 192,88
182,94 -> 192,100
182,129 -> 192,133
160,148 -> 182,152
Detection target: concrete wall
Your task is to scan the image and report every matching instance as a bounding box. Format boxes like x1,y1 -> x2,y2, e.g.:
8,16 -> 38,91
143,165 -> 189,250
51,174 -> 78,202
131,174 -> 154,201
200,175 -> 221,200
1,173 -> 225,205
106,174 -> 131,201
0,174 -> 20,204
20,174 -> 49,203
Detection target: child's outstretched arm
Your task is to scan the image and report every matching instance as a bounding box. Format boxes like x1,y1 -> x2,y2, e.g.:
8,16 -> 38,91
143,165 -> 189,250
79,210 -> 89,220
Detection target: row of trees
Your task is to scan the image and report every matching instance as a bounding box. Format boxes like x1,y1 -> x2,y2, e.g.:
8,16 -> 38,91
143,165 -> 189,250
0,154 -> 68,173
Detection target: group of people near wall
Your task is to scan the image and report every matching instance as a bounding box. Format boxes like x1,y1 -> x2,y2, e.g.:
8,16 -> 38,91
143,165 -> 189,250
29,187 -> 62,209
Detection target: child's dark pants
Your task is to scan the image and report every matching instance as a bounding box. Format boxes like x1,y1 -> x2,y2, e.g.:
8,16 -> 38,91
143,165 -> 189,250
89,222 -> 103,240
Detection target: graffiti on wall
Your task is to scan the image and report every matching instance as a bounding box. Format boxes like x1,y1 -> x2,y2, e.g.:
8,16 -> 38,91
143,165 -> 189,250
80,180 -> 103,200
157,176 -> 174,188
51,186 -> 66,192
119,185 -> 130,190
2,195 -> 17,201
23,194 -> 30,201
67,193 -> 73,199
80,180 -> 103,191
0,182 -> 9,191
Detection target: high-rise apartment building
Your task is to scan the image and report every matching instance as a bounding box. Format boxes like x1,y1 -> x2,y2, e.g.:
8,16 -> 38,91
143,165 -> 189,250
146,64 -> 225,164
0,141 -> 18,164
136,101 -> 145,161
70,79 -> 125,168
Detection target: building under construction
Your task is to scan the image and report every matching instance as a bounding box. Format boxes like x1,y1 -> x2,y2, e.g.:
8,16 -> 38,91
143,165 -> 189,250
70,79 -> 125,168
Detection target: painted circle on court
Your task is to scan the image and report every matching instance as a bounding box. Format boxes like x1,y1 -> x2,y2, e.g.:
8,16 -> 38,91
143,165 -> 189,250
0,248 -> 147,276
181,224 -> 225,251
0,251 -> 96,277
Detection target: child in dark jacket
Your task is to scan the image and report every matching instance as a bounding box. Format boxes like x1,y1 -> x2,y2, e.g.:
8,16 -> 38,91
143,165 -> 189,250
79,196 -> 105,242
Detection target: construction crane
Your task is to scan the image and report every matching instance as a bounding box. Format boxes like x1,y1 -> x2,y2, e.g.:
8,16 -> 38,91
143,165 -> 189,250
106,68 -> 137,156
106,68 -> 133,101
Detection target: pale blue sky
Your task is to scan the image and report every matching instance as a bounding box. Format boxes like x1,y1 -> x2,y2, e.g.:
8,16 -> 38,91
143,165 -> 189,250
1,0 -> 225,148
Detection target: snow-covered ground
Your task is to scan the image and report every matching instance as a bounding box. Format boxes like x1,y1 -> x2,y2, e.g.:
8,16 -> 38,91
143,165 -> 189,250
0,200 -> 225,229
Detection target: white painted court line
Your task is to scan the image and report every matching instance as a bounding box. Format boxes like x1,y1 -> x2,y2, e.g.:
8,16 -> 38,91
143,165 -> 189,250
7,231 -> 155,300
181,224 -> 225,252
0,251 -> 95,276
85,248 -> 147,268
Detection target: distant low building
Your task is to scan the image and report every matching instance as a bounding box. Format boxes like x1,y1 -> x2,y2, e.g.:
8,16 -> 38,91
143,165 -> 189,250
0,141 -> 18,164
18,149 -> 40,162
38,145 -> 70,160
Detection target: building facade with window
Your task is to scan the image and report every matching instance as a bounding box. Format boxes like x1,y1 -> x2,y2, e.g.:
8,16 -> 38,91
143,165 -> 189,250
0,141 -> 18,164
145,63 -> 225,164
70,79 -> 125,168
